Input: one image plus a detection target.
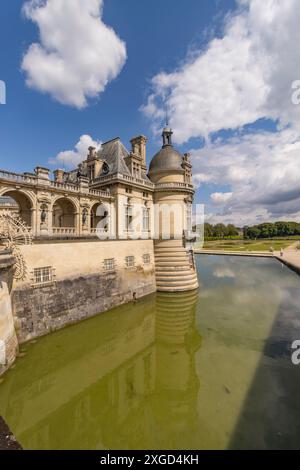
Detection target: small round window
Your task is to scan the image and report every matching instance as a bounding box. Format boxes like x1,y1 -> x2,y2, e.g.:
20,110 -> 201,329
102,162 -> 109,175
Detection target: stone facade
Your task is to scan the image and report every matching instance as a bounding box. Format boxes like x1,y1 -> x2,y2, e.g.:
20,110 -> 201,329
149,127 -> 198,291
0,136 -> 154,240
0,127 -> 198,374
13,270 -> 155,344
12,239 -> 156,343
0,255 -> 18,375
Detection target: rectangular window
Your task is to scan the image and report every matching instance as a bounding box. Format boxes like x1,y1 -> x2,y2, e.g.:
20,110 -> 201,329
104,258 -> 115,271
143,207 -> 149,231
186,203 -> 192,232
132,163 -> 140,178
89,165 -> 95,180
125,204 -> 133,230
125,256 -> 135,268
34,266 -> 53,285
143,253 -> 151,264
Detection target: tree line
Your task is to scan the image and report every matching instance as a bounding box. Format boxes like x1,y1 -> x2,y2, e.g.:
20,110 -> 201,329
243,222 -> 300,239
203,223 -> 240,239
199,221 -> 300,240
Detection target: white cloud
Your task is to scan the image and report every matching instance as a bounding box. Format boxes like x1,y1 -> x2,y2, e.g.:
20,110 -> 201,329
143,0 -> 300,224
143,0 -> 300,143
49,134 -> 101,168
22,0 -> 126,108
192,127 -> 300,225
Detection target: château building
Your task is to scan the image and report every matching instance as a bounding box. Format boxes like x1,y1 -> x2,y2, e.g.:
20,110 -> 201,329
0,127 -> 199,374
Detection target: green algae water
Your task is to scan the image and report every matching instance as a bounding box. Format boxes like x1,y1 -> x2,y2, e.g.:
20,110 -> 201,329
1,254 -> 300,450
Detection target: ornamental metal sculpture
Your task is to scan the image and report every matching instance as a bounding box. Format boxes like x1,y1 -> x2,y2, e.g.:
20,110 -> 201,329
0,214 -> 32,281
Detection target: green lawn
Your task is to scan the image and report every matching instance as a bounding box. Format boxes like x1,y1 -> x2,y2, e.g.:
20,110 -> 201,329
194,238 -> 300,252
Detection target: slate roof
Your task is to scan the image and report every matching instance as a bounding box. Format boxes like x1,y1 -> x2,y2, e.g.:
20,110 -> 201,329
65,137 -> 151,183
98,137 -> 151,181
97,138 -> 131,176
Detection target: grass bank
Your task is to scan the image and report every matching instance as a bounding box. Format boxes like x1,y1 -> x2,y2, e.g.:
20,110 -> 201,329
195,239 -> 299,252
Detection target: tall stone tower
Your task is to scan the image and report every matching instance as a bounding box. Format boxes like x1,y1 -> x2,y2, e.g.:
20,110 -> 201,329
148,127 -> 198,292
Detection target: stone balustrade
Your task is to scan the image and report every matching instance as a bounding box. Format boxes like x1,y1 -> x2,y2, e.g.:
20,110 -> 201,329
0,169 -> 37,185
50,181 -> 80,192
0,168 -> 111,200
52,227 -> 77,235
89,188 -> 111,197
155,182 -> 194,191
92,172 -> 154,190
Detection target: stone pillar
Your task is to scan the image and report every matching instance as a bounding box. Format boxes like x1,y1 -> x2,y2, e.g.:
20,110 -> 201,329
53,169 -> 64,183
78,176 -> 89,194
35,167 -> 51,186
107,200 -> 117,240
31,207 -> 38,238
77,178 -> 89,237
75,210 -> 80,237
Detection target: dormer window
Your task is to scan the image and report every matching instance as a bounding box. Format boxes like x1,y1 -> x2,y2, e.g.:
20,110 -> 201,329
102,162 -> 109,175
132,162 -> 140,178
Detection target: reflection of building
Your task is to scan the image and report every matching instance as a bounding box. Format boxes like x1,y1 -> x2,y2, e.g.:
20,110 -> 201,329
0,291 -> 202,450
154,291 -> 202,448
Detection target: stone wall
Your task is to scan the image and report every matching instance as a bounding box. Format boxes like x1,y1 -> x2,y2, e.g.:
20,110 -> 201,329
0,282 -> 18,375
16,239 -> 155,285
11,239 -> 156,343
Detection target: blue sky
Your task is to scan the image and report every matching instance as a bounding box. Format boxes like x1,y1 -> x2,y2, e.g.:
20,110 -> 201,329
0,0 -> 232,170
1,0 -> 300,225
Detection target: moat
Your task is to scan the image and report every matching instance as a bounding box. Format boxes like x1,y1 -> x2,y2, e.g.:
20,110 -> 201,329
1,254 -> 300,450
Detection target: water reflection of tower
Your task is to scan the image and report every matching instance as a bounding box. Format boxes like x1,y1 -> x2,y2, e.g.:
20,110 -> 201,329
154,290 -> 202,449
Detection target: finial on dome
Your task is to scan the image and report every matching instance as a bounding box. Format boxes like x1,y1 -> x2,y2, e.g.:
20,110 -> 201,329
162,126 -> 173,147
165,100 -> 169,127
162,99 -> 173,147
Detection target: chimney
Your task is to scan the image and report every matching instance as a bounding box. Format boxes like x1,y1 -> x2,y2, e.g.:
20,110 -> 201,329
88,146 -> 97,160
35,167 -> 51,186
130,135 -> 147,169
53,169 -> 64,183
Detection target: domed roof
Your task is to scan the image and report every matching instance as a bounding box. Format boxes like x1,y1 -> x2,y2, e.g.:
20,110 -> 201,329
148,127 -> 184,178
